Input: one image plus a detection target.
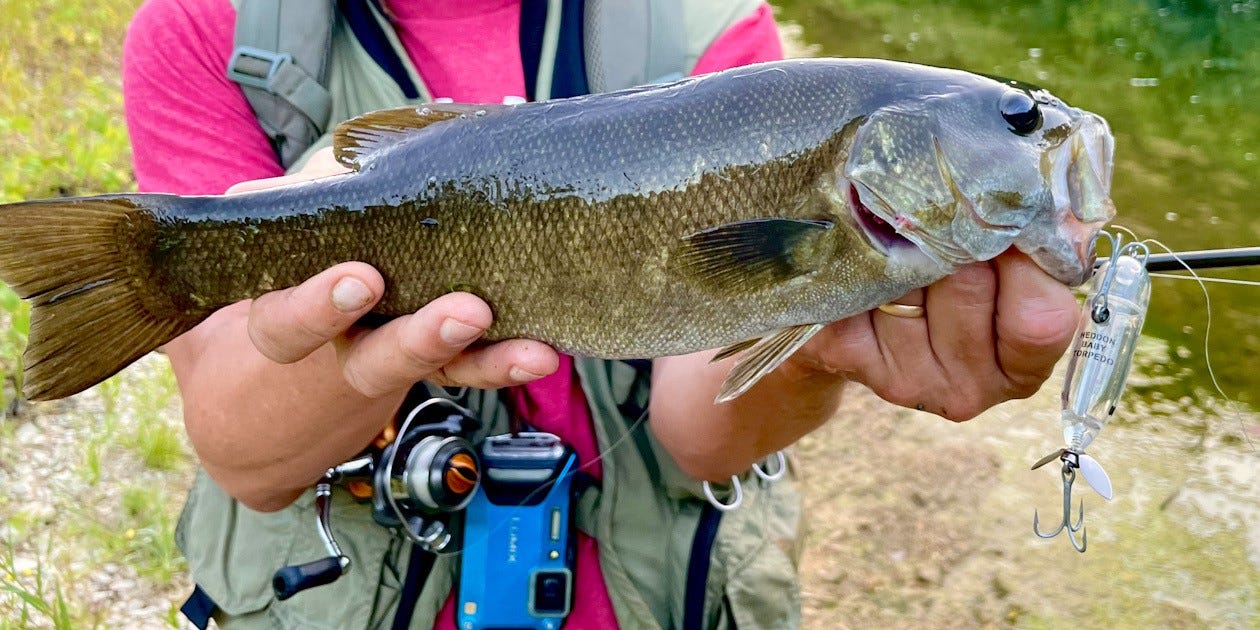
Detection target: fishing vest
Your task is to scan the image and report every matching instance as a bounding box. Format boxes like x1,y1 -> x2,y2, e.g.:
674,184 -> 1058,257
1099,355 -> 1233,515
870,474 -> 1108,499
177,2 -> 804,629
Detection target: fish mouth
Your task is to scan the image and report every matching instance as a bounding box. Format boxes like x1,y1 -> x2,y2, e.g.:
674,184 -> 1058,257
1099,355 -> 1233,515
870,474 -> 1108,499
1016,112 -> 1116,286
847,180 -> 966,270
847,182 -> 916,256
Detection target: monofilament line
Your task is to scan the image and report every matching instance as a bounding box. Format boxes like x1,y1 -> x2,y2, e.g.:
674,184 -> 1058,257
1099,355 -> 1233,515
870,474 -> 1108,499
1112,224 -> 1254,451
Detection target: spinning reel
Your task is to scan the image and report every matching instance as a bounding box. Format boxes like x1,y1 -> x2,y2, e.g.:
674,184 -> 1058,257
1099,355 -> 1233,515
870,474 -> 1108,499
272,398 -> 482,600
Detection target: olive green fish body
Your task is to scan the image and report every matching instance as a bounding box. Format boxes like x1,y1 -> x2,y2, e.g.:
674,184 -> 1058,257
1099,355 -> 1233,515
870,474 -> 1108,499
0,59 -> 1116,400
146,61 -> 927,357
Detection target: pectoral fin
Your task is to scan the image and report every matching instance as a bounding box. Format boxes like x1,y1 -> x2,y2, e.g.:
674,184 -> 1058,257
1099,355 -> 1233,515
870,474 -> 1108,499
333,103 -> 508,169
714,323 -> 825,403
674,218 -> 833,293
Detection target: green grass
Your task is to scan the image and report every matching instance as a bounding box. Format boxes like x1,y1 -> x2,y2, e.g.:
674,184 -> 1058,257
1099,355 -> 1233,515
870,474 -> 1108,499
0,0 -> 140,203
0,543 -> 80,630
0,0 -> 141,411
116,484 -> 185,583
0,0 -> 191,625
128,368 -> 183,471
0,0 -> 142,399
0,286 -> 28,416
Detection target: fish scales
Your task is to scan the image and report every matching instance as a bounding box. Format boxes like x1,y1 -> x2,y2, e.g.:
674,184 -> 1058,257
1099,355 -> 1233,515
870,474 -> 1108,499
0,58 -> 1116,400
149,61 -> 897,357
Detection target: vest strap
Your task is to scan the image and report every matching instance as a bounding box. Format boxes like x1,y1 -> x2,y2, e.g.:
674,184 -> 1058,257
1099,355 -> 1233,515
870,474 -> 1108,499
179,584 -> 218,630
228,0 -> 335,167
339,0 -> 422,99
682,504 -> 723,630
228,46 -> 333,126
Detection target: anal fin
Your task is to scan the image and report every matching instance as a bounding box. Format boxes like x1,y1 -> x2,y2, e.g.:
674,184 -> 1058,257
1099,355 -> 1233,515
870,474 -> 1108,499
712,337 -> 760,363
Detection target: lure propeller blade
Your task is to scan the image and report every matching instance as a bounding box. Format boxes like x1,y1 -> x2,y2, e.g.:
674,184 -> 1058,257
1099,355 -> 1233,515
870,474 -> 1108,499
1078,453 -> 1113,501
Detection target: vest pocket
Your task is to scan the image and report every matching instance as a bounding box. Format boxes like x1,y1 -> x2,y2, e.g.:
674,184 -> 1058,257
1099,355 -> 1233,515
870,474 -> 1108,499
176,470 -> 294,618
177,470 -> 405,629
707,471 -> 804,630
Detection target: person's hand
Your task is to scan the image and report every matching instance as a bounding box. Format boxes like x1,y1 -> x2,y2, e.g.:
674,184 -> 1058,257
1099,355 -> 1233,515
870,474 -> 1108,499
224,148 -> 560,398
225,146 -> 352,193
790,249 -> 1079,421
241,264 -> 559,397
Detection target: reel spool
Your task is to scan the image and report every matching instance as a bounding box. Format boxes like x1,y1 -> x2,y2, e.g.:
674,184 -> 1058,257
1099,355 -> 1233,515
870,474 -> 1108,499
273,398 -> 482,600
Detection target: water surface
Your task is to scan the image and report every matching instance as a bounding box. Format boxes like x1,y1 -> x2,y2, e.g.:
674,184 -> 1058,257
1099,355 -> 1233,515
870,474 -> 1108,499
774,1 -> 1260,627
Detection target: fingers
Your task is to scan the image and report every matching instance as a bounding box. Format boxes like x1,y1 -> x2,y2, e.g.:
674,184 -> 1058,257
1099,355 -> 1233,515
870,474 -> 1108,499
435,339 -> 560,390
993,250 -> 1079,396
797,251 -> 1076,423
248,262 -> 384,363
336,293 -> 559,398
925,262 -> 997,370
868,286 -> 929,378
247,262 -> 560,399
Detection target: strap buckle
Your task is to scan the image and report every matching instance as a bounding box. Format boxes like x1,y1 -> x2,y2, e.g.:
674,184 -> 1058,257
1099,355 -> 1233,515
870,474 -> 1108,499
227,45 -> 293,91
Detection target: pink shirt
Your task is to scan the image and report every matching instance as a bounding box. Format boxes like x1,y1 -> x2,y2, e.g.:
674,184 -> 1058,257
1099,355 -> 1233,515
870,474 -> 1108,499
123,1 -> 781,627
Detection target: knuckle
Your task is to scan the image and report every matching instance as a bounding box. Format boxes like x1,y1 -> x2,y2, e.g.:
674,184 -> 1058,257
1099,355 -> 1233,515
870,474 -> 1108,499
943,406 -> 979,423
1003,297 -> 1077,351
939,383 -> 988,422
950,263 -> 997,294
395,333 -> 449,373
248,322 -> 301,363
286,292 -> 342,341
249,290 -> 342,363
1005,372 -> 1048,400
881,382 -> 920,408
1012,314 -> 1075,351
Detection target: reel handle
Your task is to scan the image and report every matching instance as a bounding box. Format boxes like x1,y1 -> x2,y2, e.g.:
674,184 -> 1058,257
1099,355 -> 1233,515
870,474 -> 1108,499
273,556 -> 347,601
271,474 -> 356,600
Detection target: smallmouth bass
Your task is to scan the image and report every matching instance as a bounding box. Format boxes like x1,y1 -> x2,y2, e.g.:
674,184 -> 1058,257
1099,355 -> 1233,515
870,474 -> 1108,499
0,58 -> 1115,402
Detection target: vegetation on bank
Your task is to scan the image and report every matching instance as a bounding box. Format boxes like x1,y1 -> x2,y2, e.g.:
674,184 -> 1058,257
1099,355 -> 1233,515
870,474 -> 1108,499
0,2 -> 188,626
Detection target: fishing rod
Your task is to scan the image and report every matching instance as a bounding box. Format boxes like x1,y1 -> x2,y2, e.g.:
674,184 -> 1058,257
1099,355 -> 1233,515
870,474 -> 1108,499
1092,246 -> 1260,272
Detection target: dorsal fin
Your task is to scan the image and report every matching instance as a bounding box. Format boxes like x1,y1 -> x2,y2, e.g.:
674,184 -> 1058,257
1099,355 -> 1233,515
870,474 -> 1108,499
332,104 -> 508,170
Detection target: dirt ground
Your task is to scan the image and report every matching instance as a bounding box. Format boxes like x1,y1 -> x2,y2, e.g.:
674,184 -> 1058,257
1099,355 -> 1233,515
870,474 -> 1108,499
794,387 -> 1018,629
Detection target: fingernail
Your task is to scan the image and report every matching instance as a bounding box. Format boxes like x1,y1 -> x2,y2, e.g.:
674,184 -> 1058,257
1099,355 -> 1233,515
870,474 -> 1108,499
331,277 -> 374,313
440,318 -> 484,345
510,366 -> 544,382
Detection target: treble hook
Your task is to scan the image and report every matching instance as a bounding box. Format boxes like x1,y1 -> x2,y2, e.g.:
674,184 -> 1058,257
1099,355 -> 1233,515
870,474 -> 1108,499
1033,461 -> 1088,552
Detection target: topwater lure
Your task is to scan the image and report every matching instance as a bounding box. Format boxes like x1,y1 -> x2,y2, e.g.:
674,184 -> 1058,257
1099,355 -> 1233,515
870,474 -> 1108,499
1033,231 -> 1151,552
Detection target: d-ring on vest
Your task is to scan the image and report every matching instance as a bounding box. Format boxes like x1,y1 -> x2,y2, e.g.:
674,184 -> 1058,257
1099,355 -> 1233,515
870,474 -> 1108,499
178,2 -> 804,629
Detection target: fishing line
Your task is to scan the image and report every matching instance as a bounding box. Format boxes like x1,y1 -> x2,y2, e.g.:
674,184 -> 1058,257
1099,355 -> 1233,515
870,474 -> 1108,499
1149,273 -> 1260,287
1110,225 -> 1255,451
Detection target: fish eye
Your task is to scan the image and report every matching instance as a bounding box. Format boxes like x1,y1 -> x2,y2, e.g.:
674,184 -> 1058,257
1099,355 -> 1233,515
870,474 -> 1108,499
999,90 -> 1042,135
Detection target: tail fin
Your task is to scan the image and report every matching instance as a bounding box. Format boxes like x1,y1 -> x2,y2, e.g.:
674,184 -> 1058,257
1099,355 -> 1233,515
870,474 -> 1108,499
0,195 -> 199,401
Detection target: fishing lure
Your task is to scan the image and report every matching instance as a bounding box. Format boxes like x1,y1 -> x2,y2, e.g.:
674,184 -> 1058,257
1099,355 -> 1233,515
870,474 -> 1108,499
1032,232 -> 1151,552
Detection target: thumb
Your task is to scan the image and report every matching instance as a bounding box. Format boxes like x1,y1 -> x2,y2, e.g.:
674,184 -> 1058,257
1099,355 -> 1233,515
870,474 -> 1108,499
247,262 -> 385,363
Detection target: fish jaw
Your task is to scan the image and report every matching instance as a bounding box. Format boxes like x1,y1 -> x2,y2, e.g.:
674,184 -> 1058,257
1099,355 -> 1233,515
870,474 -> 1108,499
1016,112 -> 1116,286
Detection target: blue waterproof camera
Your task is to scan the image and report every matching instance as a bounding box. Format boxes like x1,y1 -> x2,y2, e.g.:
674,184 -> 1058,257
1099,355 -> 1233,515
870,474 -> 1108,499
457,432 -> 578,630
